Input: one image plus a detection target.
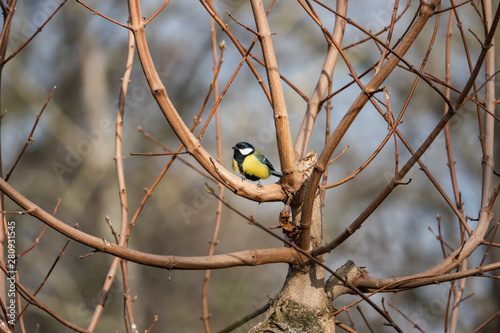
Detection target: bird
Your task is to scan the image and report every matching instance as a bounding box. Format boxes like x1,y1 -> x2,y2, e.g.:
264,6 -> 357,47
232,142 -> 282,184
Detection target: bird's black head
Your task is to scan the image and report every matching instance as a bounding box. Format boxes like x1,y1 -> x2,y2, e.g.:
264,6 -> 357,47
232,142 -> 255,157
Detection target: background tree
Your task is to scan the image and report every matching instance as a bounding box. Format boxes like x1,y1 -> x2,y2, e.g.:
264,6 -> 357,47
0,0 -> 498,332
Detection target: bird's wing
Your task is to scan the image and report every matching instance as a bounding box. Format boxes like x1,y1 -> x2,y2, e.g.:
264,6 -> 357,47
254,150 -> 276,171
263,157 -> 276,171
264,157 -> 282,177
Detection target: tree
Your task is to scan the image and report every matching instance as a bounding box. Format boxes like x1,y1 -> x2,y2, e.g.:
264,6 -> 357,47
0,0 -> 498,332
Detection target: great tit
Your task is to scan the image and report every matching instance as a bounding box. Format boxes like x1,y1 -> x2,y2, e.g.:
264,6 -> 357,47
232,142 -> 282,183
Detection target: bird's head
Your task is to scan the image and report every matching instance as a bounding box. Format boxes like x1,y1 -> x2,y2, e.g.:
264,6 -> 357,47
232,142 -> 255,157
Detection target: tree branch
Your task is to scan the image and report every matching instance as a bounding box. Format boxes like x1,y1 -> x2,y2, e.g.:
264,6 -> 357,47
294,0 -> 347,159
127,0 -> 289,203
301,0 -> 442,250
312,0 -> 500,256
87,28 -> 136,333
355,260 -> 500,293
0,177 -> 308,272
250,0 -> 296,189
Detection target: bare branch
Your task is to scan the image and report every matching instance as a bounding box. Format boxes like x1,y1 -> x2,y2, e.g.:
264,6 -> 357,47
217,304 -> 269,333
294,0 -> 347,158
1,176 -> 308,269
87,29 -> 136,332
201,15 -> 225,332
250,0 -> 296,187
5,86 -> 56,181
312,1 -> 500,256
356,260 -> 500,292
128,0 -> 288,203
129,151 -> 189,156
76,0 -> 129,29
472,310 -> 500,332
302,0 -> 442,251
199,0 -> 272,104
3,1 -> 68,63
144,0 -> 170,25
0,262 -> 90,333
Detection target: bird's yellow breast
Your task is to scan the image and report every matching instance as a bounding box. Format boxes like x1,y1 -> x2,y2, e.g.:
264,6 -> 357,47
241,154 -> 270,180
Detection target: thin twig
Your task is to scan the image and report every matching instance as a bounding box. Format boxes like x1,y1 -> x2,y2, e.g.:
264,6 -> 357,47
226,11 -> 259,36
324,128 -> 396,189
129,151 -> 188,156
5,86 -> 56,181
115,26 -> 137,332
87,28 -> 135,333
387,301 -> 426,333
320,73 -> 334,205
335,321 -> 359,333
105,215 -> 119,244
327,145 -> 348,166
201,11 -> 224,332
356,306 -> 375,333
4,1 -> 68,63
301,0 -> 444,251
217,304 -> 269,333
198,0 -> 279,140
246,50 -> 309,102
374,0 -> 400,75
137,127 -> 216,182
199,0 -> 272,104
196,44 -> 229,140
145,315 -> 159,333
294,0 -> 347,158
17,238 -> 71,320
121,261 -> 137,333
341,0 -> 412,52
0,262 -> 90,333
480,219 -> 499,266
314,0 -> 454,110
345,308 -> 357,331
76,0 -> 129,28
313,1 -> 500,256
434,0 -> 472,14
472,310 -> 500,333
17,199 -> 60,257
144,0 -> 169,25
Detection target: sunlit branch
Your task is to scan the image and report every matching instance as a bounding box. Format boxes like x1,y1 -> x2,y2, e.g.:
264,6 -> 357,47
302,0 -> 442,251
250,0 -> 296,187
312,0 -> 500,257
128,0 -> 287,203
144,0 -> 170,25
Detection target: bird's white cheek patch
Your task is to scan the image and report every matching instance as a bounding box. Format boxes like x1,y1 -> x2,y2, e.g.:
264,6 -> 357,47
239,148 -> 253,155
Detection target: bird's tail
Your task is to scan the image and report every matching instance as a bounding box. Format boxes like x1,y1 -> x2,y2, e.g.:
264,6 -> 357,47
271,170 -> 283,178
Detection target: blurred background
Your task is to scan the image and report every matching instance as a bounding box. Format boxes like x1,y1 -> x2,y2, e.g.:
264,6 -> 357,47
2,0 -> 499,332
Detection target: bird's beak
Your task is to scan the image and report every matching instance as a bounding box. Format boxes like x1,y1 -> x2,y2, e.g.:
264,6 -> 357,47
232,146 -> 236,150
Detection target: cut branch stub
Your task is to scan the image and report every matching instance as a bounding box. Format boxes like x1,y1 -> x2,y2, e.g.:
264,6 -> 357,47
325,260 -> 367,302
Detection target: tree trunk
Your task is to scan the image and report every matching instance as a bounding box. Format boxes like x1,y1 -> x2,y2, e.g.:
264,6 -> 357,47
249,177 -> 335,332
